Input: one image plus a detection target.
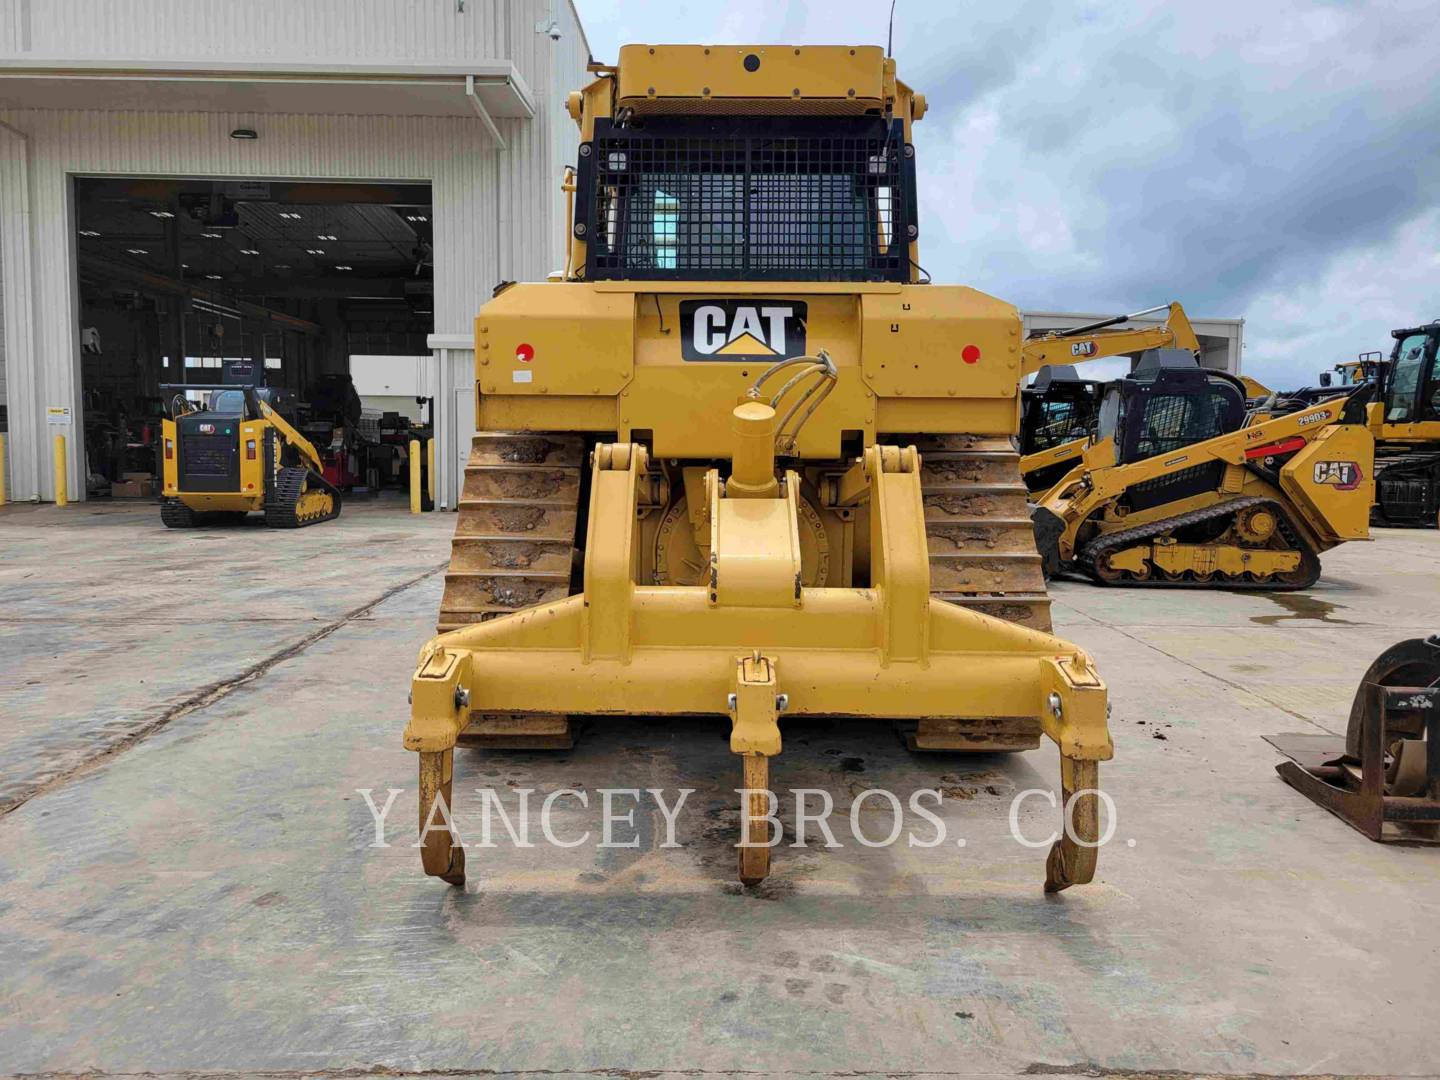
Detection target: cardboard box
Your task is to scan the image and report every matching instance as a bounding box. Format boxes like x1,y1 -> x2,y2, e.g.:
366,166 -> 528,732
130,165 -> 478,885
110,478 -> 154,499
121,471 -> 153,482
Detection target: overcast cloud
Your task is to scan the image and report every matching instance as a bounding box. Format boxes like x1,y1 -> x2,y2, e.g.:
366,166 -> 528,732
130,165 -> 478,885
572,0 -> 1440,390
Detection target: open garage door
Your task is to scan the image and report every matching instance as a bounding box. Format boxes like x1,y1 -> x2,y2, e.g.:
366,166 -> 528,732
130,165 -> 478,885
72,177 -> 436,509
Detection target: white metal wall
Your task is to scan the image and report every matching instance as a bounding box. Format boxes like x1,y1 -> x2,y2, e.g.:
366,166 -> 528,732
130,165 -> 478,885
0,0 -> 588,69
0,0 -> 591,505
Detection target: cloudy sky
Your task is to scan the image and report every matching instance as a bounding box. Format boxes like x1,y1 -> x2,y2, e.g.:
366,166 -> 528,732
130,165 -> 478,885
571,0 -> 1439,390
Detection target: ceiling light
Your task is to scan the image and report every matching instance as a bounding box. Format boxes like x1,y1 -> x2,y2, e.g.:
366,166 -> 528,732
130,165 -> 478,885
201,232 -> 222,239
335,265 -> 353,270
240,248 -> 260,255
79,229 -> 101,237
126,248 -> 149,255
316,233 -> 338,241
230,128 -> 259,140
406,214 -> 428,223
274,264 -> 291,269
149,210 -> 176,219
205,274 -> 223,280
306,248 -> 325,255
279,211 -> 302,220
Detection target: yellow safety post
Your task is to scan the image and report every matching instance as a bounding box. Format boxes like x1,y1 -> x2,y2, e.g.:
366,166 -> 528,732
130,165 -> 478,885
0,433 -> 7,507
426,437 -> 435,505
53,433 -> 67,507
409,438 -> 421,514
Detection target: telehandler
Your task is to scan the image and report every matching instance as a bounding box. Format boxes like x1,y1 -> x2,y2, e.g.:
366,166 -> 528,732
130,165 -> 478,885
1032,349 -> 1375,587
160,365 -> 341,528
1369,322 -> 1440,527
404,44 -> 1112,891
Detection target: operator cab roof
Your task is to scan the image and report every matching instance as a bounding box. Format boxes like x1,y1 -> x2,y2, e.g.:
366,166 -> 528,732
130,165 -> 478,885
1131,348 -> 1201,381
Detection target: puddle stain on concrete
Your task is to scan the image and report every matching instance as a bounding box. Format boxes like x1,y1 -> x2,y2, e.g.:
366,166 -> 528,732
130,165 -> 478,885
1250,592 -> 1356,626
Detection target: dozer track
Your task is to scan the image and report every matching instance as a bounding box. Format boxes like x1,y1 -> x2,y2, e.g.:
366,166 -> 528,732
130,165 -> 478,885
904,434 -> 1052,752
914,434 -> 1053,633
264,466 -> 342,528
1078,495 -> 1320,588
437,431 -> 585,633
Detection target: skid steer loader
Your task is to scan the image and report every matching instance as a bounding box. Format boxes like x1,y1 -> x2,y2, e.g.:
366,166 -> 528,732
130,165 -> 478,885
1021,365 -> 1104,495
1032,349 -> 1375,587
1018,302 -> 1201,496
405,44 -> 1111,891
160,371 -> 341,528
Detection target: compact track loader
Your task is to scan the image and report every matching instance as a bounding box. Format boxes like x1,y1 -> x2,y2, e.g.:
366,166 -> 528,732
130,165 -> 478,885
1252,322 -> 1440,527
1019,302 -> 1201,496
1033,349 -> 1374,587
1021,365 -> 1103,495
160,378 -> 341,528
405,44 -> 1112,891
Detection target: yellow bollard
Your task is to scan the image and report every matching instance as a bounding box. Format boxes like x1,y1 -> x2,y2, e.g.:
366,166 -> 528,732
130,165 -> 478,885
53,433 -> 68,507
409,437 -> 421,514
0,433 -> 7,507
426,437 -> 435,506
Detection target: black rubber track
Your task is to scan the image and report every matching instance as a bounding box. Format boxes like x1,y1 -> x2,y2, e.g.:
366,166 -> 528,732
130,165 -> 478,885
160,498 -> 198,529
1075,495 -> 1321,590
263,466 -> 342,528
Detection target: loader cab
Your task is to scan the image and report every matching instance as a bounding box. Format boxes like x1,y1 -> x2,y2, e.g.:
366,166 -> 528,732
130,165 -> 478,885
1095,349 -> 1247,510
1021,365 -> 1103,492
1383,324 -> 1440,425
1021,365 -> 1103,455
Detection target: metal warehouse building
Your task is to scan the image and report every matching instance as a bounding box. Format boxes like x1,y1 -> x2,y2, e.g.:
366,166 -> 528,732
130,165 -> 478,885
0,0 -> 588,508
0,3 -> 1242,510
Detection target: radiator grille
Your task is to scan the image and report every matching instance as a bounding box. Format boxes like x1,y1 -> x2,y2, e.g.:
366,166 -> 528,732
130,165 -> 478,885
181,435 -> 232,476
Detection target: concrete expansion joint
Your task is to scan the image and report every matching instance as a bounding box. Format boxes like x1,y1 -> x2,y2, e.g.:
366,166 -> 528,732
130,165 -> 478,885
0,561 -> 448,819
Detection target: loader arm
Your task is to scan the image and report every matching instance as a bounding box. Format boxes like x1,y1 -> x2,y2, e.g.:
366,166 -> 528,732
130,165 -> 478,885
255,397 -> 325,475
1021,301 -> 1200,379
1020,436 -> 1087,501
1041,387 -> 1374,562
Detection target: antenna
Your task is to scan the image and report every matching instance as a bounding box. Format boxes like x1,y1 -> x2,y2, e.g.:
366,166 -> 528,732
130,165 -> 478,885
887,0 -> 898,56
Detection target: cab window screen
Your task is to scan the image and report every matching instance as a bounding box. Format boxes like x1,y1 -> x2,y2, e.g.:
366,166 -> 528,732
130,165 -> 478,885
582,117 -> 911,282
1134,391 -> 1228,461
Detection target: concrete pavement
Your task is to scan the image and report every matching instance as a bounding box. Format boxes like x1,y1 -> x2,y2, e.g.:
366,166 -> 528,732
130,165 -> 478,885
1,501 -> 1436,1079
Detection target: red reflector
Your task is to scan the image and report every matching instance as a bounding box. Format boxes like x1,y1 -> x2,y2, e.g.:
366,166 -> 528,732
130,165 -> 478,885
164,439 -> 173,460
1245,435 -> 1306,460
516,343 -> 535,363
961,344 -> 981,364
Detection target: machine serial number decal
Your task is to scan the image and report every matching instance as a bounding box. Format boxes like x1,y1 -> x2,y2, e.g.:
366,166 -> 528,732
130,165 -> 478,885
1312,460 -> 1363,490
1297,410 -> 1332,426
680,300 -> 808,362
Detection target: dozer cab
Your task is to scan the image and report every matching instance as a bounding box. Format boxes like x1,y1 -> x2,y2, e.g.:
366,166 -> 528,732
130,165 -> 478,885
1017,301 -> 1202,495
1033,349 -> 1375,587
1369,321 -> 1440,526
160,363 -> 341,528
404,44 -> 1112,892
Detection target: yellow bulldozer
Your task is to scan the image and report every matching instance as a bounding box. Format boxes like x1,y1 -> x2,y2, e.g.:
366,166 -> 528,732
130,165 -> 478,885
1031,350 -> 1375,587
160,371 -> 340,528
404,44 -> 1113,891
